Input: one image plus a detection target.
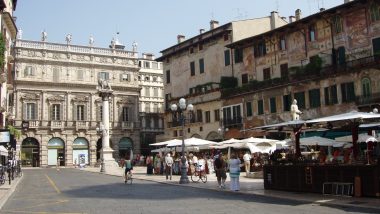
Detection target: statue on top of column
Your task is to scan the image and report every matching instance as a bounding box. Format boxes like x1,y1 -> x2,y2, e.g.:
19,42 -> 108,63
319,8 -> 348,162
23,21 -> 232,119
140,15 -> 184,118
41,30 -> 47,42
98,79 -> 112,91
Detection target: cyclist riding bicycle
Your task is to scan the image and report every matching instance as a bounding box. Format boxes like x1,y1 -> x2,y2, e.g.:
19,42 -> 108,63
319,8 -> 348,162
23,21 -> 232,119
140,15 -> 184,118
123,156 -> 133,183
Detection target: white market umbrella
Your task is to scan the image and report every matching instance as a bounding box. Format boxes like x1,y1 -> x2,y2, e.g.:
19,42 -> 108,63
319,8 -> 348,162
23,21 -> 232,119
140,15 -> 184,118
306,111 -> 380,123
149,139 -> 181,147
299,136 -> 336,146
241,137 -> 278,144
335,133 -> 378,143
166,137 -> 214,147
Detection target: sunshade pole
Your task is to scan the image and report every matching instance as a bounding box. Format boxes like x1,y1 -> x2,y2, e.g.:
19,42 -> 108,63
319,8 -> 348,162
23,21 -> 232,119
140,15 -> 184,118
294,126 -> 302,158
352,123 -> 359,160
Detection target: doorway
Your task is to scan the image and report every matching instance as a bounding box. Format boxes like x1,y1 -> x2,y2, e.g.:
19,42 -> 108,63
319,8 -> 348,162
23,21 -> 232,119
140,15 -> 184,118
48,138 -> 65,166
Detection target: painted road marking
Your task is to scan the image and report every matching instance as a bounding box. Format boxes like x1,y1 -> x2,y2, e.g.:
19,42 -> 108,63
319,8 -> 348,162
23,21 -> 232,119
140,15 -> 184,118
45,174 -> 61,194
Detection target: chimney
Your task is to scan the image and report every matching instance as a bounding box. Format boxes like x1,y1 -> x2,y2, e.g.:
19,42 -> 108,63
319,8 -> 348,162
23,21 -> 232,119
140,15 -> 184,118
295,9 -> 302,21
210,20 -> 219,30
344,0 -> 353,3
281,17 -> 287,21
270,11 -> 279,30
177,35 -> 185,44
289,16 -> 296,23
143,53 -> 155,60
320,8 -> 325,12
200,29 -> 205,34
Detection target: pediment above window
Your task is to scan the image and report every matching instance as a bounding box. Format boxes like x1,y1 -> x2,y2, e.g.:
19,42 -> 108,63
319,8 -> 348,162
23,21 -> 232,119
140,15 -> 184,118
21,93 -> 40,101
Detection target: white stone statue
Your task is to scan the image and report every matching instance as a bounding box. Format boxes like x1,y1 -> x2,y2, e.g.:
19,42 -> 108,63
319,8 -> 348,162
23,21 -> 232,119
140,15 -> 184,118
98,79 -> 112,90
132,41 -> 138,52
17,29 -> 23,39
89,35 -> 94,46
290,99 -> 302,120
65,33 -> 72,44
110,38 -> 116,49
41,30 -> 47,41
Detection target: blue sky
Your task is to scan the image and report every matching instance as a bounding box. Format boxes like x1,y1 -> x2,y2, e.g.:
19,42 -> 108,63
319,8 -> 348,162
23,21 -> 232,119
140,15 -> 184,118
15,0 -> 344,57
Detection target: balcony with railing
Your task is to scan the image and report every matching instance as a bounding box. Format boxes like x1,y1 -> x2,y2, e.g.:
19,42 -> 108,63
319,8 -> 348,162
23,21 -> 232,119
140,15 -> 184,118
120,121 -> 140,130
222,55 -> 380,98
356,93 -> 380,106
75,121 -> 89,130
50,121 -> 65,130
223,116 -> 243,129
16,40 -> 138,59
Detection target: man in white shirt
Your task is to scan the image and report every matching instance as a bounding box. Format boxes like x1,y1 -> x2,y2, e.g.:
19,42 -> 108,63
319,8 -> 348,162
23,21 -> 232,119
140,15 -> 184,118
243,151 -> 252,176
165,153 -> 174,180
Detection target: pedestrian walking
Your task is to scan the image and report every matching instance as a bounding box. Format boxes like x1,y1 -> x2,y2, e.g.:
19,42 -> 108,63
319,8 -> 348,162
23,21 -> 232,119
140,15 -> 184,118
214,152 -> 227,189
165,153 -> 174,180
243,151 -> 252,176
229,153 -> 242,191
146,155 -> 153,175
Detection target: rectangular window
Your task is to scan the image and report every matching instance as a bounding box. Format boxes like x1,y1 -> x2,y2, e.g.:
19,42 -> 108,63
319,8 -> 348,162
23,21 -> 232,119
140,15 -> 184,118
258,100 -> 264,115
77,70 -> 84,80
145,87 -> 150,97
242,74 -> 249,84
199,58 -> 205,74
153,88 -> 158,97
99,106 -> 103,121
279,35 -> 286,50
341,82 -> 355,103
199,43 -> 203,51
196,109 -> 203,123
309,25 -> 316,42
234,48 -> 243,63
370,4 -> 380,22
190,61 -> 195,76
120,73 -> 130,82
205,111 -> 211,123
214,109 -> 220,122
224,50 -> 231,66
309,89 -> 321,108
246,101 -> 253,117
53,68 -> 60,82
294,92 -> 306,109
98,72 -> 109,80
26,103 -> 36,120
280,63 -> 288,79
144,61 -> 150,68
24,66 -> 35,77
254,41 -> 266,57
122,107 -> 129,121
332,15 -> 343,34
76,105 -> 85,121
263,68 -> 271,80
283,94 -> 292,111
51,104 -> 61,120
270,97 -> 276,113
166,70 -> 170,83
324,85 -> 338,105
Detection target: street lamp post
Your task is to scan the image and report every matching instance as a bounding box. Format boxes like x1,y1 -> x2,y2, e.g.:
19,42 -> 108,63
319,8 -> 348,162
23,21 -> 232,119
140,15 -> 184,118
171,98 -> 193,184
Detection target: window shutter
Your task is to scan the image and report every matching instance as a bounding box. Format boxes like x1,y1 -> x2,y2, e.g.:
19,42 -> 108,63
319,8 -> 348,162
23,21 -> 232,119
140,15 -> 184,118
73,104 -> 77,121
23,104 -> 26,119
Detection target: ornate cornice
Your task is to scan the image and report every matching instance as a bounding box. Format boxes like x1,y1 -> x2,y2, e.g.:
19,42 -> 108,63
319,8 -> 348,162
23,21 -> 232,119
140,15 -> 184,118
47,95 -> 65,102
72,95 -> 89,103
21,93 -> 41,101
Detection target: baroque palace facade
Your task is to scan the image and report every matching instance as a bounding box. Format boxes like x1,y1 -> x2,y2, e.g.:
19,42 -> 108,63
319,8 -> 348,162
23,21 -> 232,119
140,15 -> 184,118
13,37 -> 141,167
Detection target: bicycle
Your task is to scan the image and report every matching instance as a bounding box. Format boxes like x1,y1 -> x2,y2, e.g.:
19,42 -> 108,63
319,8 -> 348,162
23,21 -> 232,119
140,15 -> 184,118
0,166 -> 6,185
124,170 -> 133,184
190,164 -> 207,183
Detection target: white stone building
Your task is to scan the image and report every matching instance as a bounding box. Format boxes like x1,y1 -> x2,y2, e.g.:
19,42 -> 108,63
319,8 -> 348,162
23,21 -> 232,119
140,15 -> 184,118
13,37 -> 141,167
138,53 -> 164,155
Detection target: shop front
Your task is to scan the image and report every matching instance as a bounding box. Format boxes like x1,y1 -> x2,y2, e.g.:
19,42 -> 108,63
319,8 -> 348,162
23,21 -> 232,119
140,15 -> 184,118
119,137 -> 133,158
72,137 -> 89,166
21,137 -> 40,167
47,138 -> 65,166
